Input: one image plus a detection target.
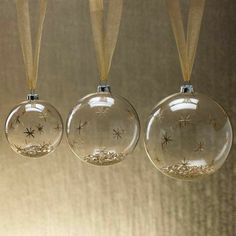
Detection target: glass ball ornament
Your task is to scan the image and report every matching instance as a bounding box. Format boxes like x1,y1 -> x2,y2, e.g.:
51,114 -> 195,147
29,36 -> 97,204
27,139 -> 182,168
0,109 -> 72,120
66,85 -> 140,166
5,93 -> 63,158
144,84 -> 233,180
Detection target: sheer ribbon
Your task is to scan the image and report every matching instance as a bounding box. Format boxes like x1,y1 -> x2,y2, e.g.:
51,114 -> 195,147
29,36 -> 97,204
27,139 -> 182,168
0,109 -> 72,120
89,0 -> 123,83
166,0 -> 205,82
16,0 -> 47,91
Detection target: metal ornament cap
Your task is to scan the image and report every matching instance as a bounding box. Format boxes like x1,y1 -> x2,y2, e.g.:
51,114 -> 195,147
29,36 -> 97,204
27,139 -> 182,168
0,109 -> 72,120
180,84 -> 194,93
27,93 -> 39,101
97,85 -> 111,93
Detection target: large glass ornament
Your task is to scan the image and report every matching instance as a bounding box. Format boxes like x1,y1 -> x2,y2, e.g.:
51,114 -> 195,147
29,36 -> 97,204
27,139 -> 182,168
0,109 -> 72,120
66,85 -> 140,166
144,85 -> 233,180
5,93 -> 63,158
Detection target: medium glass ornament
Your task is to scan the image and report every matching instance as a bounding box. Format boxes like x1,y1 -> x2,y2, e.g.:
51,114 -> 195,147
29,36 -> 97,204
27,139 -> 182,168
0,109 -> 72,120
144,85 -> 233,180
66,85 -> 140,166
5,93 -> 63,158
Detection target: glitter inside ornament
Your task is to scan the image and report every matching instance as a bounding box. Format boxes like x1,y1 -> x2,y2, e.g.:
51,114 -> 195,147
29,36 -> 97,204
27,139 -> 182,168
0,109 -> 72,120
144,85 -> 233,180
5,95 -> 63,158
66,85 -> 140,166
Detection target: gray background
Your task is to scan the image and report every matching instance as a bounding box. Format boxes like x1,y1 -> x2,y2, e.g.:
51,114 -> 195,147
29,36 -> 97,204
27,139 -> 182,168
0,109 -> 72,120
0,0 -> 235,235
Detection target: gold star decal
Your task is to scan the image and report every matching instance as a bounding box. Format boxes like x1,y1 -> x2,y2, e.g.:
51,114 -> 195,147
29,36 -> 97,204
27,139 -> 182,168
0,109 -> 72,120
127,109 -> 135,120
194,142 -> 205,152
36,124 -> 44,134
54,123 -> 62,130
113,128 -> 124,140
77,121 -> 88,134
15,115 -> 21,125
24,127 -> 35,138
208,114 -> 217,129
96,107 -> 109,116
14,144 -> 22,153
9,122 -> 15,130
181,158 -> 189,166
178,114 -> 191,127
161,132 -> 173,149
39,112 -> 48,122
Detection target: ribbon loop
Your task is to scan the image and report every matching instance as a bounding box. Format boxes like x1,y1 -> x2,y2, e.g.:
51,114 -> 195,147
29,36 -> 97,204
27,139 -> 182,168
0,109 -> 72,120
89,0 -> 123,83
16,0 -> 47,91
166,0 -> 205,82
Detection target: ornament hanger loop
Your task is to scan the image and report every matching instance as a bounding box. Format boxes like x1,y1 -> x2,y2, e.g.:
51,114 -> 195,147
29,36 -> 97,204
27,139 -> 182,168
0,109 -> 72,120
16,0 -> 47,91
89,0 -> 123,83
166,0 -> 206,82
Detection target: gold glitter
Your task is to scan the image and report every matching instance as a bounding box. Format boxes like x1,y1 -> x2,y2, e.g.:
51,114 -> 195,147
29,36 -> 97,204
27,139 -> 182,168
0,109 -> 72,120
161,163 -> 215,180
83,150 -> 126,165
13,143 -> 52,157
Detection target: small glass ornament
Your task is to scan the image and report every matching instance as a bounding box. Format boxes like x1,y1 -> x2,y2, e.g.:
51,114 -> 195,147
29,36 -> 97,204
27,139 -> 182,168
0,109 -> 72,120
144,85 -> 233,180
66,85 -> 140,166
5,93 -> 63,158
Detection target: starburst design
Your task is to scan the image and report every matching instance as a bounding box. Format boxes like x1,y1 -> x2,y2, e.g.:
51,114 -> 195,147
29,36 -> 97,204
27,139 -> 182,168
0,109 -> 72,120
127,109 -> 135,120
71,140 -> 79,148
46,108 -> 51,113
39,112 -> 48,122
181,158 -> 189,166
77,121 -> 88,134
36,124 -> 44,134
208,114 -> 217,129
96,107 -> 109,116
24,127 -> 35,138
194,141 -> 205,152
157,110 -> 164,121
14,144 -> 23,153
178,114 -> 191,127
15,115 -> 21,124
9,122 -> 15,130
71,138 -> 84,148
161,132 -> 173,149
113,128 -> 124,140
54,123 -> 62,130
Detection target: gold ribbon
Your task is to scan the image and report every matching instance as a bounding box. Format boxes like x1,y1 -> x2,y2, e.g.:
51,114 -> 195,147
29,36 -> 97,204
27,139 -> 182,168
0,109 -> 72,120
89,0 -> 123,83
16,0 -> 47,92
166,0 -> 205,82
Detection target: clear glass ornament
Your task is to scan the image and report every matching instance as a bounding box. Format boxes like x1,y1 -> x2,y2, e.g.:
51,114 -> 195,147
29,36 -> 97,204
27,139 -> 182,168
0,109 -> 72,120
144,85 -> 233,180
5,93 -> 63,158
66,85 -> 140,166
